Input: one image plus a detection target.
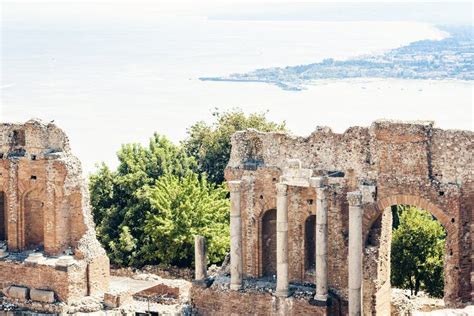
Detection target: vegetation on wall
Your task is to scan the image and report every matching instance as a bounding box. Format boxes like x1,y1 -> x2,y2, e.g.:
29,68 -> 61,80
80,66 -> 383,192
89,110 -> 286,267
391,205 -> 446,298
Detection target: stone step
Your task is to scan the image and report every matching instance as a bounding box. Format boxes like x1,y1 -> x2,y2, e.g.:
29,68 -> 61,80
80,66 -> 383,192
0,249 -> 8,258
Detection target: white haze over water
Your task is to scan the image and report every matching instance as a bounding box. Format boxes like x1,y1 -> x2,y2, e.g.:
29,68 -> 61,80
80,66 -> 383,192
1,2 -> 472,173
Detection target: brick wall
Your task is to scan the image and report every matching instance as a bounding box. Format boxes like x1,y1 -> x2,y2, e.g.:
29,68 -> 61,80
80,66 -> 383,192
0,260 -> 86,302
191,286 -> 333,316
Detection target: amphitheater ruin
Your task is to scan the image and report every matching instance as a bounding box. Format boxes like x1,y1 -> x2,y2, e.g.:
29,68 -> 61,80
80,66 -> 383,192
192,120 -> 473,315
0,119 -> 472,315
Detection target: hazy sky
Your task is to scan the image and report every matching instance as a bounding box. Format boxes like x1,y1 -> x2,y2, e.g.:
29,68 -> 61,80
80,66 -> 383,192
1,1 -> 472,173
1,1 -> 472,24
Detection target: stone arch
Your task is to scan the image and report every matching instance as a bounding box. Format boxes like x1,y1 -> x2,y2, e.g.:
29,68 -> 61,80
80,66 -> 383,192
261,208 -> 277,277
0,191 -> 6,241
23,190 -> 45,250
304,214 -> 316,273
364,194 -> 456,314
376,195 -> 450,227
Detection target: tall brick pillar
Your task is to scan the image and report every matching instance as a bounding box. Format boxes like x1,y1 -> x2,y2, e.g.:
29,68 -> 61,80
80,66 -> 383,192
7,160 -> 19,251
229,180 -> 243,290
311,176 -> 329,303
348,191 -> 363,316
276,183 -> 289,297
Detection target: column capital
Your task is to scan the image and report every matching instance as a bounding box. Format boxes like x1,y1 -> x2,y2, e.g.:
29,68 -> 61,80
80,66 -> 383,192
228,180 -> 242,193
347,191 -> 362,206
276,183 -> 288,196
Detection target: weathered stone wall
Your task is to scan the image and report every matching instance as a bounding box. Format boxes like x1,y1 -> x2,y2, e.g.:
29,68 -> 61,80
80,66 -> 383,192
0,119 -> 110,308
191,285 -> 333,316
226,121 -> 472,184
0,259 -> 87,302
224,120 -> 473,312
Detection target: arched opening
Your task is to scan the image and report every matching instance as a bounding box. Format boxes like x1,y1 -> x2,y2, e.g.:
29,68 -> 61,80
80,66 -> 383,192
365,201 -> 448,314
0,191 -> 6,241
24,191 -> 44,250
304,214 -> 316,273
261,209 -> 277,277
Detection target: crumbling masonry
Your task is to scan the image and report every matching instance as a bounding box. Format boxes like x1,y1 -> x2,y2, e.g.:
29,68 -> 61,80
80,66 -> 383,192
192,120 -> 473,315
0,119 -> 109,312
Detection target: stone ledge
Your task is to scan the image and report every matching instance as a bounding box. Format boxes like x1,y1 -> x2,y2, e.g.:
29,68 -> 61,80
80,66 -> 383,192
30,289 -> 55,303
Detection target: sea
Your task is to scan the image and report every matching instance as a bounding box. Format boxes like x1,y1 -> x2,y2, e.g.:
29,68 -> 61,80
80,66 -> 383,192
1,2 -> 472,173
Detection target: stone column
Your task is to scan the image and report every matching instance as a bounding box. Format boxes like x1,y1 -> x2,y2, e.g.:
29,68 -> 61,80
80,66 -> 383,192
348,191 -> 363,316
311,177 -> 328,302
276,183 -> 289,297
228,180 -> 243,290
194,235 -> 207,281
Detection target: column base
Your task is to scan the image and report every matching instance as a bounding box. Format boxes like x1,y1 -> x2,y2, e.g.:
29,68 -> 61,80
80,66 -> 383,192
275,289 -> 290,298
192,278 -> 213,288
230,283 -> 242,291
314,294 -> 328,301
309,296 -> 332,307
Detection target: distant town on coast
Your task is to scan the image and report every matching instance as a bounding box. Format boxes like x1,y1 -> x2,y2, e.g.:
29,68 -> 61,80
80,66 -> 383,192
200,26 -> 473,91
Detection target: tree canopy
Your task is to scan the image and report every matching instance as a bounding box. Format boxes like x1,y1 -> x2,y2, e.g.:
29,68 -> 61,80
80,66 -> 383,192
141,174 -> 229,266
391,205 -> 446,298
89,134 -> 228,267
183,109 -> 287,184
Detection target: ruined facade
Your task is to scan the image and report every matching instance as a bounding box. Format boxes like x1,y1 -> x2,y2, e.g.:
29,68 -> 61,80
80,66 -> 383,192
192,120 -> 473,315
0,119 -> 109,312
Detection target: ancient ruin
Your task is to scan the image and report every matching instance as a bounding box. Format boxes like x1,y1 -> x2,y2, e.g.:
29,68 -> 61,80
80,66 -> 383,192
0,119 -> 110,313
1,119 -> 472,315
192,120 -> 473,315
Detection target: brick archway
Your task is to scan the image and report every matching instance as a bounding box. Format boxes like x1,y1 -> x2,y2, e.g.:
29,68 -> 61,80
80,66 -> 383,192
365,194 -> 459,313
376,194 -> 451,227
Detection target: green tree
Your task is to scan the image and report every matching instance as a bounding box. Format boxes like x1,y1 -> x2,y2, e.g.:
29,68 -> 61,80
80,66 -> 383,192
89,133 -> 231,267
391,205 -> 445,297
183,109 -> 287,184
141,173 -> 230,266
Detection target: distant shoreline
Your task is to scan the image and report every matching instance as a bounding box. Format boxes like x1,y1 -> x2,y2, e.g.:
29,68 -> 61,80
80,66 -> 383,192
199,25 -> 473,91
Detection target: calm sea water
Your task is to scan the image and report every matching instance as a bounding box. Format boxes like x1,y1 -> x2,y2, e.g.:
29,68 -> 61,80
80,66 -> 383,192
1,3 -> 472,173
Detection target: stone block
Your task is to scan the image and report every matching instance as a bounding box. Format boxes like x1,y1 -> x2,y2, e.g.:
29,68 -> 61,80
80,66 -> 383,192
104,290 -> 132,308
0,249 -> 8,259
360,185 -> 376,203
309,176 -> 328,188
30,289 -> 55,303
24,252 -> 45,265
4,285 -> 29,300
